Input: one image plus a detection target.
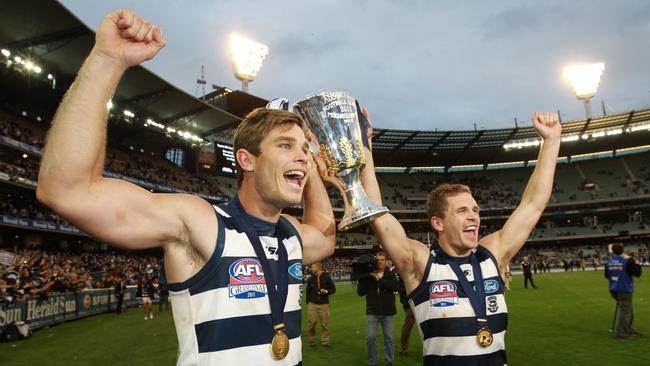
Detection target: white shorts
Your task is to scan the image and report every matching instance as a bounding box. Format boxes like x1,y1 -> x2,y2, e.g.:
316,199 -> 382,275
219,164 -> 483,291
142,296 -> 152,304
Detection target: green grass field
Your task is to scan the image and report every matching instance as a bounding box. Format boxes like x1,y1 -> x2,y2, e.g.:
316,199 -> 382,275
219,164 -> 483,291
1,270 -> 648,365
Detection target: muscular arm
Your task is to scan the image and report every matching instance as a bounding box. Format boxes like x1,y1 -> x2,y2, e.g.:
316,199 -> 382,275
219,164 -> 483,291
361,138 -> 427,292
36,10 -> 216,260
481,112 -> 561,267
289,155 -> 336,265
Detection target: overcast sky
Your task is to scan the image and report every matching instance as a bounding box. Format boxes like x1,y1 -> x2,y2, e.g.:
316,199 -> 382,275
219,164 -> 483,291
59,0 -> 650,131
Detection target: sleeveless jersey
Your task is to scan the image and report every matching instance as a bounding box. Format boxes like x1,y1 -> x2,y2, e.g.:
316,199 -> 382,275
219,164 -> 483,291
407,246 -> 508,366
163,202 -> 304,366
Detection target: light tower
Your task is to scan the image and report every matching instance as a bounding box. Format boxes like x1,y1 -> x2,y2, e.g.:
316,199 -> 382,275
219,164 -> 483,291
229,34 -> 268,93
563,62 -> 605,119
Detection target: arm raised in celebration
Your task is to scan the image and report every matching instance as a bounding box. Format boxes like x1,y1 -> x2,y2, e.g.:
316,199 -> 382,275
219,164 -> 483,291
481,112 -> 561,268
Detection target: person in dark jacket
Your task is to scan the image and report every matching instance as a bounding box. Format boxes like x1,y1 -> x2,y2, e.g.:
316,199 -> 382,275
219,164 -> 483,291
521,256 -> 537,289
357,251 -> 399,366
605,243 -> 642,338
114,277 -> 125,314
306,261 -> 336,346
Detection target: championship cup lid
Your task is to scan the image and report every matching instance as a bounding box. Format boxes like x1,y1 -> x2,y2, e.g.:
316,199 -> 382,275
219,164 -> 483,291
266,98 -> 290,111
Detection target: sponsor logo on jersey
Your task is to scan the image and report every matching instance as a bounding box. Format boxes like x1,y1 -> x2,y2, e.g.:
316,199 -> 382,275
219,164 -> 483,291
288,262 -> 303,280
228,258 -> 267,299
487,295 -> 498,313
429,281 -> 459,307
484,279 -> 499,294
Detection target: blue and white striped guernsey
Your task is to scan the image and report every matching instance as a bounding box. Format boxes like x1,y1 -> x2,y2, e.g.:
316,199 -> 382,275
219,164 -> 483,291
163,202 -> 304,366
407,246 -> 508,366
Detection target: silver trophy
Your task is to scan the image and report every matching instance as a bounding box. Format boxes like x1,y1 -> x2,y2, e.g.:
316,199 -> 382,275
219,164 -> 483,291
292,90 -> 388,231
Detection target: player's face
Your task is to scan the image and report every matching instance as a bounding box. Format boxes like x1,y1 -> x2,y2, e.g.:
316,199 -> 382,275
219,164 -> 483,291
254,124 -> 310,208
441,192 -> 480,254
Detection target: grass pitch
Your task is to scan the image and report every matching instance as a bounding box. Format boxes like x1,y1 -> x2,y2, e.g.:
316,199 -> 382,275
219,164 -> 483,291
1,270 -> 648,365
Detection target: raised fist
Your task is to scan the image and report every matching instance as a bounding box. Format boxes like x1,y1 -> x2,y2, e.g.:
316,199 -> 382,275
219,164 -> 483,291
532,112 -> 561,141
93,9 -> 165,69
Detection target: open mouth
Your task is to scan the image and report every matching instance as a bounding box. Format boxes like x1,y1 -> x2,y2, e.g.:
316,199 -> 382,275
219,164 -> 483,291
284,170 -> 305,190
463,225 -> 478,238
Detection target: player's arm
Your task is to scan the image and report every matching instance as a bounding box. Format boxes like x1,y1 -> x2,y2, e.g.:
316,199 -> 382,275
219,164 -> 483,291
359,109 -> 427,286
286,149 -> 336,266
481,112 -> 561,268
37,10 -> 213,252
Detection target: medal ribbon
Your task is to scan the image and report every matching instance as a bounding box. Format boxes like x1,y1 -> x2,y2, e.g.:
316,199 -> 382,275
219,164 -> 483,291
438,250 -> 488,329
229,196 -> 290,333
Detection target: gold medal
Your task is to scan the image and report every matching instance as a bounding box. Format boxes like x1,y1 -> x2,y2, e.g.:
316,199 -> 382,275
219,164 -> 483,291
476,327 -> 493,348
271,329 -> 290,360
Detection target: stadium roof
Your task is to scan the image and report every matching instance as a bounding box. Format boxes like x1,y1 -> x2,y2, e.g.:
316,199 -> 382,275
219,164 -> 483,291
372,109 -> 650,167
0,0 -> 267,140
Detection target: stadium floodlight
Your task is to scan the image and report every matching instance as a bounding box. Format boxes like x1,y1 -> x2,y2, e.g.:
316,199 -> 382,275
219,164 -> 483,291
33,66 -> 42,74
1,49 -> 10,57
563,62 -> 605,119
229,33 -> 268,93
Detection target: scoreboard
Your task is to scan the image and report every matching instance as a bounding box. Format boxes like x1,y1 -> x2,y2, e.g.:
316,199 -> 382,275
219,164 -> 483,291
214,142 -> 236,175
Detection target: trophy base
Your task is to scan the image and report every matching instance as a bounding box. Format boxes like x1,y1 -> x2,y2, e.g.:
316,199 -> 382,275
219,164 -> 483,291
338,206 -> 388,231
336,168 -> 389,231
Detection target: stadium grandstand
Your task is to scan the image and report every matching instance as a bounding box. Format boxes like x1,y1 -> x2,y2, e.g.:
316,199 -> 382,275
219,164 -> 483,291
0,1 -> 649,364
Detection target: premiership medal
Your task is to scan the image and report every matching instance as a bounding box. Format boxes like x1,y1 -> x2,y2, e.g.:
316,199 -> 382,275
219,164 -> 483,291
477,327 -> 493,348
271,327 -> 290,360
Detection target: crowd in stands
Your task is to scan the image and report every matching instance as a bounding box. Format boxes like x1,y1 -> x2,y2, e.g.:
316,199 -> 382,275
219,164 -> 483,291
320,256 -> 356,280
1,111 -> 228,200
0,248 -> 160,306
105,150 -> 227,200
0,114 -> 45,148
0,192 -> 68,225
0,158 -> 39,183
383,174 -> 520,210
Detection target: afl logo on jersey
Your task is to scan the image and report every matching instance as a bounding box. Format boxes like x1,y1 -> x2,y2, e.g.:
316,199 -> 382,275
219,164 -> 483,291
228,258 -> 267,299
429,281 -> 459,307
288,263 -> 303,281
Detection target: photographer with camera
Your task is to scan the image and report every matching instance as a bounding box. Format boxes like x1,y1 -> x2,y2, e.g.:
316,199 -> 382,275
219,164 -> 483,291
605,243 -> 642,339
357,251 -> 399,366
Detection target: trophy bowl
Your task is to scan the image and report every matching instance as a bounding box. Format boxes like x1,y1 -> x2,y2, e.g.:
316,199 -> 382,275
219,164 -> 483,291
292,90 -> 388,231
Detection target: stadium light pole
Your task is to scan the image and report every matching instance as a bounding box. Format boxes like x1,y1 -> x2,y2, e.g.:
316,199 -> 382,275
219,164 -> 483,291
229,34 -> 268,93
563,62 -> 605,119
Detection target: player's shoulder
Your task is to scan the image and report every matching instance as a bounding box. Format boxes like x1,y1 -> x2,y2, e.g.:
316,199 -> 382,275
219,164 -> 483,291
280,213 -> 300,228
